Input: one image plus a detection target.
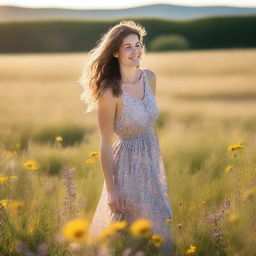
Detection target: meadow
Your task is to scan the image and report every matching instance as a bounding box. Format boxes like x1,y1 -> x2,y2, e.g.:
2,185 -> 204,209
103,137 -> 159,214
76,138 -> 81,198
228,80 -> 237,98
0,48 -> 256,255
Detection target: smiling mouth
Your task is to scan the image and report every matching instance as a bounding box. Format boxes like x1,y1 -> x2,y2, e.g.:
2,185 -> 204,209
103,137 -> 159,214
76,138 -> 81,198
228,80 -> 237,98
130,56 -> 140,60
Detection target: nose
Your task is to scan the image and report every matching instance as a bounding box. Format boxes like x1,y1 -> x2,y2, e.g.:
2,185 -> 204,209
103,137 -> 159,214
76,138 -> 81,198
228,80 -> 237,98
132,47 -> 141,55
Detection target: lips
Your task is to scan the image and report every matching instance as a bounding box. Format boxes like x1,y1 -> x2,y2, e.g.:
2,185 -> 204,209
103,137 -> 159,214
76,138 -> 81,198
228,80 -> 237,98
130,56 -> 139,60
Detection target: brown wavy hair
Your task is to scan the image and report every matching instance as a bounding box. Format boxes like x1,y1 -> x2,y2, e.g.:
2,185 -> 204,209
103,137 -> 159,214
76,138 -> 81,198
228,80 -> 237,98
78,20 -> 147,113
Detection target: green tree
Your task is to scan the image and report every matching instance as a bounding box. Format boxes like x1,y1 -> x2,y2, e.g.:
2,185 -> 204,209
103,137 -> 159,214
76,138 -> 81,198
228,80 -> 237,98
149,34 -> 190,51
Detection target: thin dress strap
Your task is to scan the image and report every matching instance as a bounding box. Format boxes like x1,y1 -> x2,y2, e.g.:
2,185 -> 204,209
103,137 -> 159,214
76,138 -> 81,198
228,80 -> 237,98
141,68 -> 154,98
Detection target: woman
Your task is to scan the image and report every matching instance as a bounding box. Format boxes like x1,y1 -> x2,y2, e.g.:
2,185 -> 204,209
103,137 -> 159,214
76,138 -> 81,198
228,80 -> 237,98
79,20 -> 174,255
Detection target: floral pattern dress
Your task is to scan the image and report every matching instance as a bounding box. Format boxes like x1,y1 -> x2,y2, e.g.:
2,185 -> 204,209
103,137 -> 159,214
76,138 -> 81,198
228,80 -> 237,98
88,68 -> 174,255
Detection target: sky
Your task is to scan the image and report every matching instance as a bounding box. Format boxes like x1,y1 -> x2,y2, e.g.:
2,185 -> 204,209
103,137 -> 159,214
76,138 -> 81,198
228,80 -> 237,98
0,0 -> 256,9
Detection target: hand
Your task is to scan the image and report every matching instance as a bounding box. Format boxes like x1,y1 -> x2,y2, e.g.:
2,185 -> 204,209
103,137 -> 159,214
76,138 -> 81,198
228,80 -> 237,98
107,183 -> 126,215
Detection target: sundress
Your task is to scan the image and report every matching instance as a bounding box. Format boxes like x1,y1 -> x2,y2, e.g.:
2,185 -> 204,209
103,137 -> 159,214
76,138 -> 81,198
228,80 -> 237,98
88,68 -> 174,255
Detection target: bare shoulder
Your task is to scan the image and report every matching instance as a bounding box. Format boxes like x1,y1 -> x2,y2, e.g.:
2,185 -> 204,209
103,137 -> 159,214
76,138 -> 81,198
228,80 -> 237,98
144,69 -> 157,80
143,69 -> 156,96
98,87 -> 117,103
98,87 -> 117,117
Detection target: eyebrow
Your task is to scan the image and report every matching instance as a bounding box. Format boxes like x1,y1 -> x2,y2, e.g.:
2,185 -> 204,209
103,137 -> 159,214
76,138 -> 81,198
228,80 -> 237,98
123,42 -> 141,46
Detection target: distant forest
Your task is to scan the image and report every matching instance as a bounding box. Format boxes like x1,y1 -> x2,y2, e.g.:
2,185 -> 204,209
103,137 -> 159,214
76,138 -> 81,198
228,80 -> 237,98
0,16 -> 255,53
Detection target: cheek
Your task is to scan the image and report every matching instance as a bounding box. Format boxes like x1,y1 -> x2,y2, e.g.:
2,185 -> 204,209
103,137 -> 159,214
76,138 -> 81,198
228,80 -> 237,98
120,49 -> 131,59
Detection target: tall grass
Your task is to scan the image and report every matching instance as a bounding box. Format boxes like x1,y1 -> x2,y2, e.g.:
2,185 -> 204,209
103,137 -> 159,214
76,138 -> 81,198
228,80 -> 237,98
0,49 -> 255,255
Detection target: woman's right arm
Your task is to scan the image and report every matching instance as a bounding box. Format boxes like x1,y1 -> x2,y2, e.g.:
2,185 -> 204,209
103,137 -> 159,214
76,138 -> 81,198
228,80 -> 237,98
97,88 -> 125,214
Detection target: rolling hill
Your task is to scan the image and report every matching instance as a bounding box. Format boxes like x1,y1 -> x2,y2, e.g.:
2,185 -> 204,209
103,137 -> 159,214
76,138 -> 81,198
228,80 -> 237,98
0,4 -> 256,22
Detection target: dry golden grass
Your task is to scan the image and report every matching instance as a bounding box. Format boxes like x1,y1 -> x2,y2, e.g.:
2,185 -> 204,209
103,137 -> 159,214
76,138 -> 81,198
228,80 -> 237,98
0,49 -> 255,128
0,49 -> 256,255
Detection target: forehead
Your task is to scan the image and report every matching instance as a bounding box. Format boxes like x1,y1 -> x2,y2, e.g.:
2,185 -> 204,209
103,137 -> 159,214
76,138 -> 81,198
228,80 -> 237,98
122,33 -> 140,45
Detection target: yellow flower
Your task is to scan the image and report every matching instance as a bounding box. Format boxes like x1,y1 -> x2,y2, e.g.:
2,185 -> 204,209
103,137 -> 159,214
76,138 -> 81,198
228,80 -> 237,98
0,199 -> 8,208
201,200 -> 206,205
165,218 -> 173,223
96,226 -> 115,241
7,200 -> 25,214
62,218 -> 89,243
109,221 -> 128,232
150,234 -> 164,247
93,220 -> 127,245
23,160 -> 40,171
177,223 -> 182,229
228,213 -> 239,223
89,151 -> 100,158
9,176 -> 18,179
228,144 -> 244,152
130,218 -> 152,237
85,159 -> 94,164
185,245 -> 197,254
228,143 -> 244,158
55,136 -> 63,143
6,151 -> 17,159
225,165 -> 234,173
228,143 -> 244,157
0,176 -> 9,184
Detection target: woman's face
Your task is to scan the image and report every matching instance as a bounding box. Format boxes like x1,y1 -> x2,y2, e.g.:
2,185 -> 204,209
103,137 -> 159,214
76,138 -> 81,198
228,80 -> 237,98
114,33 -> 143,68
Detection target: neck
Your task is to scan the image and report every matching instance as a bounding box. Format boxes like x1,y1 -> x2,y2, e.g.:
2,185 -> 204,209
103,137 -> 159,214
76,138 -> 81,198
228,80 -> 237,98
120,66 -> 141,83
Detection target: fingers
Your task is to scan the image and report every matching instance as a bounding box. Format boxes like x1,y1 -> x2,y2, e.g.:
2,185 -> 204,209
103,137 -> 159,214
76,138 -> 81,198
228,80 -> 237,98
108,198 -> 126,214
108,201 -> 121,214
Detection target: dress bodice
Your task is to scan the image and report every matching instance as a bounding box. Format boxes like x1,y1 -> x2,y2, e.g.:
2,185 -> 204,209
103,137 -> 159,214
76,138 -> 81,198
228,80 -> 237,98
114,69 -> 159,140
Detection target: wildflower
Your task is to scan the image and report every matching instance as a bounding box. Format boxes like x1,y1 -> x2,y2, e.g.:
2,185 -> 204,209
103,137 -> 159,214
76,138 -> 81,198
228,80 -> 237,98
23,160 -> 40,171
122,248 -> 133,256
228,143 -> 244,157
190,204 -> 196,210
165,218 -> 173,223
213,231 -> 222,238
134,251 -> 145,256
130,218 -> 152,237
96,226 -> 115,241
0,176 -> 9,184
62,218 -> 89,243
7,200 -> 25,214
150,234 -> 164,247
205,199 -> 231,225
55,136 -> 63,143
228,143 -> 244,151
9,175 -> 18,179
89,151 -> 100,158
109,220 -> 127,232
177,223 -> 182,230
228,213 -> 239,223
0,199 -> 8,208
85,159 -> 94,164
62,167 -> 80,218
225,165 -> 234,173
185,245 -> 197,254
6,151 -> 17,159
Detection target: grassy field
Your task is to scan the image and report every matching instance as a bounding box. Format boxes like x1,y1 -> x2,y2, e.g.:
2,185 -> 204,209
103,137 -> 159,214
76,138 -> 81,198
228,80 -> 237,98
0,48 -> 256,255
